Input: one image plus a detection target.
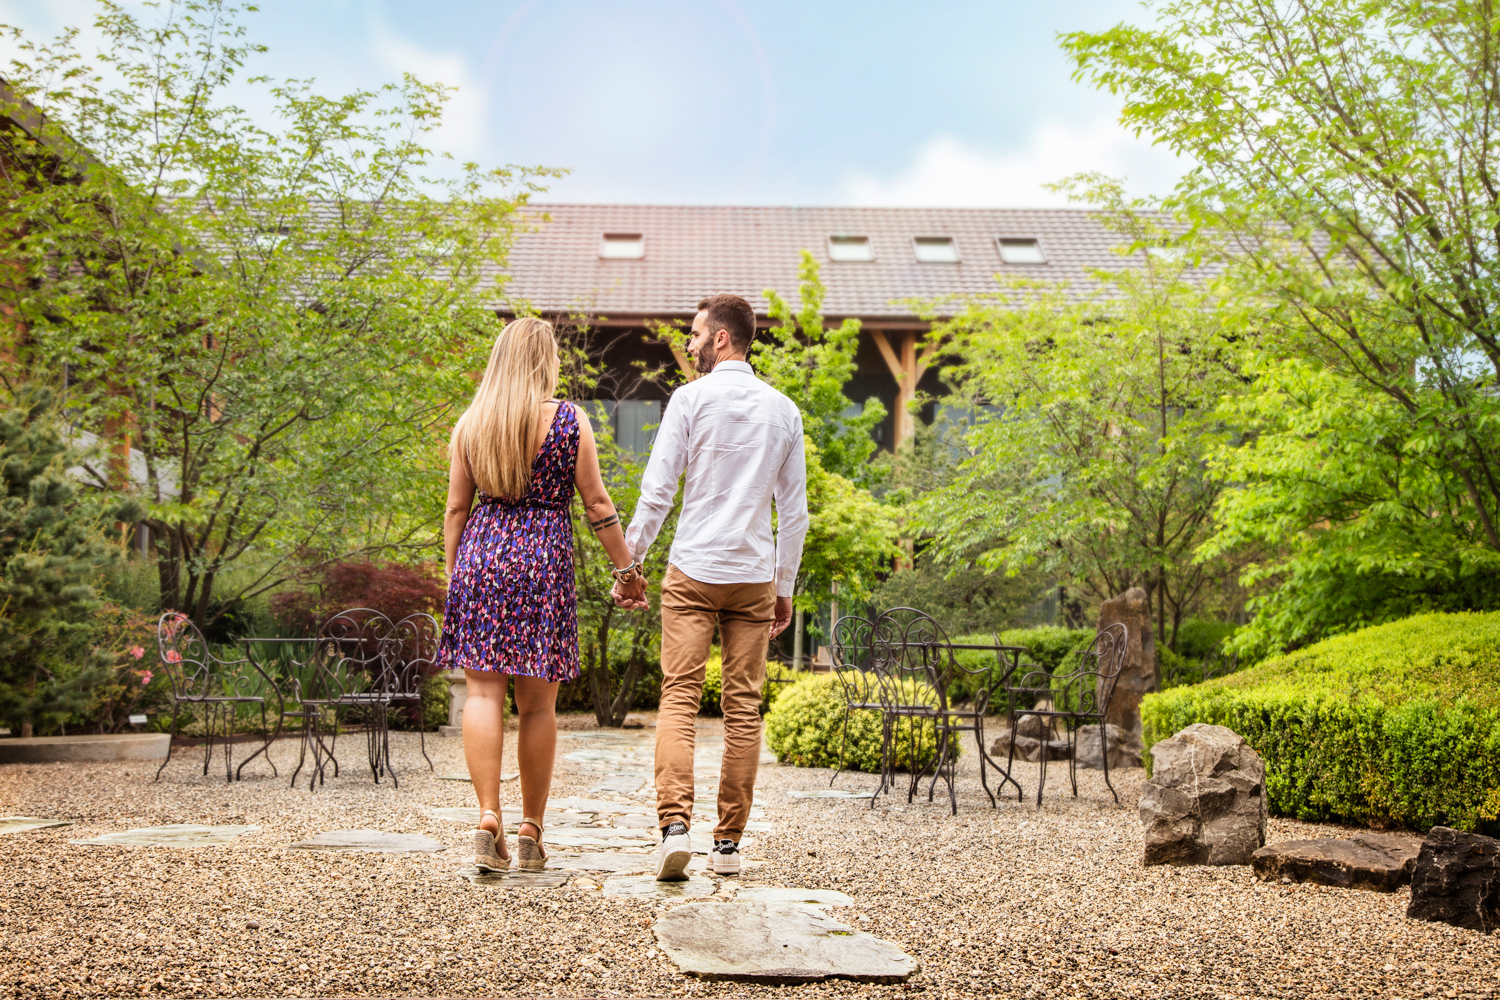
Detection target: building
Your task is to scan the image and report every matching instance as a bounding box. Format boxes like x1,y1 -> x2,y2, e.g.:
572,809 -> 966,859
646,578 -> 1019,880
498,204 -> 1145,450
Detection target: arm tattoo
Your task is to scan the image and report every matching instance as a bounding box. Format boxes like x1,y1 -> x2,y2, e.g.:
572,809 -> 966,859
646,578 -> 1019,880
589,513 -> 620,533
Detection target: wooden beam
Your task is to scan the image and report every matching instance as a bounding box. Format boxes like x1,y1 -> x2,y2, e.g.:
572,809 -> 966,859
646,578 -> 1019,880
870,330 -> 903,382
667,343 -> 698,382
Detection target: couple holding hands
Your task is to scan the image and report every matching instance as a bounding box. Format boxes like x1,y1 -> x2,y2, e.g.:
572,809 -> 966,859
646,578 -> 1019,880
436,293 -> 809,881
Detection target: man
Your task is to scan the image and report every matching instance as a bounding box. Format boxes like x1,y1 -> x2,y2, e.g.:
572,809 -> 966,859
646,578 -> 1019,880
614,292 -> 808,881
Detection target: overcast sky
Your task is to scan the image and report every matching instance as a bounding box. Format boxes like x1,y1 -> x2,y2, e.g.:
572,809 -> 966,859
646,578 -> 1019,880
2,0 -> 1183,207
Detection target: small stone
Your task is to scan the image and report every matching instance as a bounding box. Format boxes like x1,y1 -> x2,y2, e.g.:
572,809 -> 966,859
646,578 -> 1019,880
654,901 -> 917,983
1251,834 -> 1423,892
245,921 -> 259,930
1139,723 -> 1266,866
622,714 -> 647,729
1406,826 -> 1500,933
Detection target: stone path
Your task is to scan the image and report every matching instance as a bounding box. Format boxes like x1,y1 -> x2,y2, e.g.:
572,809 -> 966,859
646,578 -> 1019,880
69,823 -> 259,847
0,816 -> 71,834
290,830 -> 446,853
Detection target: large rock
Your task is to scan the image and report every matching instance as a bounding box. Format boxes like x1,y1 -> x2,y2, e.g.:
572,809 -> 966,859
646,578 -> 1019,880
1139,723 -> 1266,866
1252,833 -> 1423,891
1097,588 -> 1155,735
654,901 -> 917,983
1075,724 -> 1144,770
1406,826 -> 1500,933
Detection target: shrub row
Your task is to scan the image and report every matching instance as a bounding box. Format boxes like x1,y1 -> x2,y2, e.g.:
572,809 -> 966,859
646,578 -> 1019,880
1142,611 -> 1500,833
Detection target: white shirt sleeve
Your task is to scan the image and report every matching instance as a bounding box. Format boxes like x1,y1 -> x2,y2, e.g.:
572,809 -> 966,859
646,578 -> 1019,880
771,410 -> 810,599
624,392 -> 690,563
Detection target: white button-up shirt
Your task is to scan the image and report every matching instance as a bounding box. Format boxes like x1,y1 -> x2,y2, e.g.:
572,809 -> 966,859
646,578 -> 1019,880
625,360 -> 809,598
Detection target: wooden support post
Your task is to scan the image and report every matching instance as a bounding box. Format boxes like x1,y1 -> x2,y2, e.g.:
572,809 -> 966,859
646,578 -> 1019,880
667,343 -> 698,382
870,330 -> 937,449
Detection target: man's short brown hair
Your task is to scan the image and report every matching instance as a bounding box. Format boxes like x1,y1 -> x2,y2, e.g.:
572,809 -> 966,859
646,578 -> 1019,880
697,294 -> 756,355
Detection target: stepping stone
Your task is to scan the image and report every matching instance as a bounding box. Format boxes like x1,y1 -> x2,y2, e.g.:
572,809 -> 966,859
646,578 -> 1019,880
591,774 -> 647,795
564,749 -> 642,762
547,853 -> 657,873
547,830 -> 656,849
290,830 -> 445,853
425,808 -> 595,827
603,874 -> 716,899
0,817 -> 71,835
788,789 -> 874,799
72,824 -> 258,848
734,886 -> 852,907
438,772 -> 518,782
0,732 -> 168,763
458,868 -> 569,889
1252,833 -> 1423,891
655,901 -> 917,983
550,797 -> 652,815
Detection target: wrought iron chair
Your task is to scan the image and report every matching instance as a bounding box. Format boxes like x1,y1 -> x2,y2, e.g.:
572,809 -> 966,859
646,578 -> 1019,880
866,608 -> 947,808
1003,622 -> 1129,806
827,614 -> 881,787
155,612 -> 282,783
378,612 -> 439,780
311,607 -> 398,786
869,608 -> 1023,814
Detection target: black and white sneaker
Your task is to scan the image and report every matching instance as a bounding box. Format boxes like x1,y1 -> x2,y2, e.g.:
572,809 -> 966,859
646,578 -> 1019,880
710,838 -> 741,876
654,821 -> 691,882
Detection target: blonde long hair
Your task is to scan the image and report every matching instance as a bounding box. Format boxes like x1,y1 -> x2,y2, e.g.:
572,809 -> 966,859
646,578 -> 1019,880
453,318 -> 560,499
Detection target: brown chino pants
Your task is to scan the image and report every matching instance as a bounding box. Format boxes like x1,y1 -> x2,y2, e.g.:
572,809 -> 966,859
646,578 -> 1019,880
655,563 -> 776,843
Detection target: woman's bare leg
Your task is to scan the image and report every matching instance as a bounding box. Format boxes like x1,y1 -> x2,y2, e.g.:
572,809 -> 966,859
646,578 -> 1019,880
463,668 -> 509,857
513,675 -> 560,846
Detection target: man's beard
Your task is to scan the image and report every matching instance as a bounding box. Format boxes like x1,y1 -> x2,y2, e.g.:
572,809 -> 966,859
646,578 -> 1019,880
693,339 -> 717,374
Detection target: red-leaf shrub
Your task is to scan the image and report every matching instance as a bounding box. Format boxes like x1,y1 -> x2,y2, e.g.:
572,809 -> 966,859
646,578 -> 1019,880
271,560 -> 446,636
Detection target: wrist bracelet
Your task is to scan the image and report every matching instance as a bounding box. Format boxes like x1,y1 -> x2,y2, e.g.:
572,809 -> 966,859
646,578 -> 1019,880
612,560 -> 641,584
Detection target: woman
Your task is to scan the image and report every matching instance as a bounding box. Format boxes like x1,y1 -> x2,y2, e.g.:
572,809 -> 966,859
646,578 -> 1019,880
438,317 -> 643,872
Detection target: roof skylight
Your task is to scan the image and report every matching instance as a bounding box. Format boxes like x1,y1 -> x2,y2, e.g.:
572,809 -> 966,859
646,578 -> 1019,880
913,236 -> 959,263
997,238 -> 1047,264
828,235 -> 874,262
599,233 -> 645,259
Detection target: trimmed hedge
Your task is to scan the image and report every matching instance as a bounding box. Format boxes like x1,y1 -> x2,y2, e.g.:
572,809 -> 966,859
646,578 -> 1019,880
1142,611 -> 1500,833
765,672 -> 957,772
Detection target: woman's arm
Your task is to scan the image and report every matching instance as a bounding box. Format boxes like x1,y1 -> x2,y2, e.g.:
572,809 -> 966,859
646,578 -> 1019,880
573,415 -> 646,606
444,428 -> 477,578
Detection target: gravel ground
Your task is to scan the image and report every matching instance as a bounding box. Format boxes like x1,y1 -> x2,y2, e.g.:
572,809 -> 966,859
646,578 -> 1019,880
1,711 -> 1496,999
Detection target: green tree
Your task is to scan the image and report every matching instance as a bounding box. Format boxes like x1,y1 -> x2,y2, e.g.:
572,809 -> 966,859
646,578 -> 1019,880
796,440 -> 901,612
0,391 -> 139,734
1063,0 -> 1500,652
911,228 -> 1253,659
759,252 -> 888,487
0,1 -> 554,630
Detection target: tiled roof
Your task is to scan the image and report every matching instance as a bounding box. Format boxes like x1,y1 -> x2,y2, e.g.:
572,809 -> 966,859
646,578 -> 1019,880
499,204 -> 1150,321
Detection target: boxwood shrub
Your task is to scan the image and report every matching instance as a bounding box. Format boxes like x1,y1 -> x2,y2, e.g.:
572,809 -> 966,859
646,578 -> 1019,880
1142,611 -> 1500,833
764,672 -> 957,772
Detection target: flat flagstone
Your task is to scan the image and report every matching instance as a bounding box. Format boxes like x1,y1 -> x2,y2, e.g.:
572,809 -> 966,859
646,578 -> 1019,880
590,774 -> 647,795
788,789 -> 875,799
654,901 -> 917,983
457,868 -> 569,889
290,830 -> 445,853
549,797 -> 652,815
71,824 -> 259,848
734,886 -> 853,907
602,874 -> 717,899
546,853 -> 657,873
437,772 -> 518,782
0,816 -> 72,835
427,807 -> 595,827
547,830 -> 656,848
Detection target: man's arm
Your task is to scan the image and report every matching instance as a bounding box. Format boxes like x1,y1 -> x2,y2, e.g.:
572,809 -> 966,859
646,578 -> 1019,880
623,393 -> 690,563
771,415 -> 810,599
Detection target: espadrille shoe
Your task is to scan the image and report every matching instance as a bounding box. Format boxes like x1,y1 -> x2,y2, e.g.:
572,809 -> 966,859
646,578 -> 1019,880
474,810 -> 509,872
516,817 -> 547,871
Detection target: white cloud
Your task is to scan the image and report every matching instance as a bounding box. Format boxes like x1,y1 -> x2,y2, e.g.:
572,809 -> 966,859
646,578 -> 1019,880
368,22 -> 487,162
841,119 -> 1187,208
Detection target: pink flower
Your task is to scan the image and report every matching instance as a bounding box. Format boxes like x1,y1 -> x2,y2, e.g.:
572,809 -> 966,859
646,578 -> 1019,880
139,670 -> 153,686
165,651 -> 182,663
128,646 -> 145,659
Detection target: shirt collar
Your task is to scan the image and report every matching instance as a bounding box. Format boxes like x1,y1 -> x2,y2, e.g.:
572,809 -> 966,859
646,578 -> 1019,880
710,360 -> 754,376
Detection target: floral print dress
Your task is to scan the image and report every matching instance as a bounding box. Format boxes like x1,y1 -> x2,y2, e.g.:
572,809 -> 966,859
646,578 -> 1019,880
437,402 -> 581,682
